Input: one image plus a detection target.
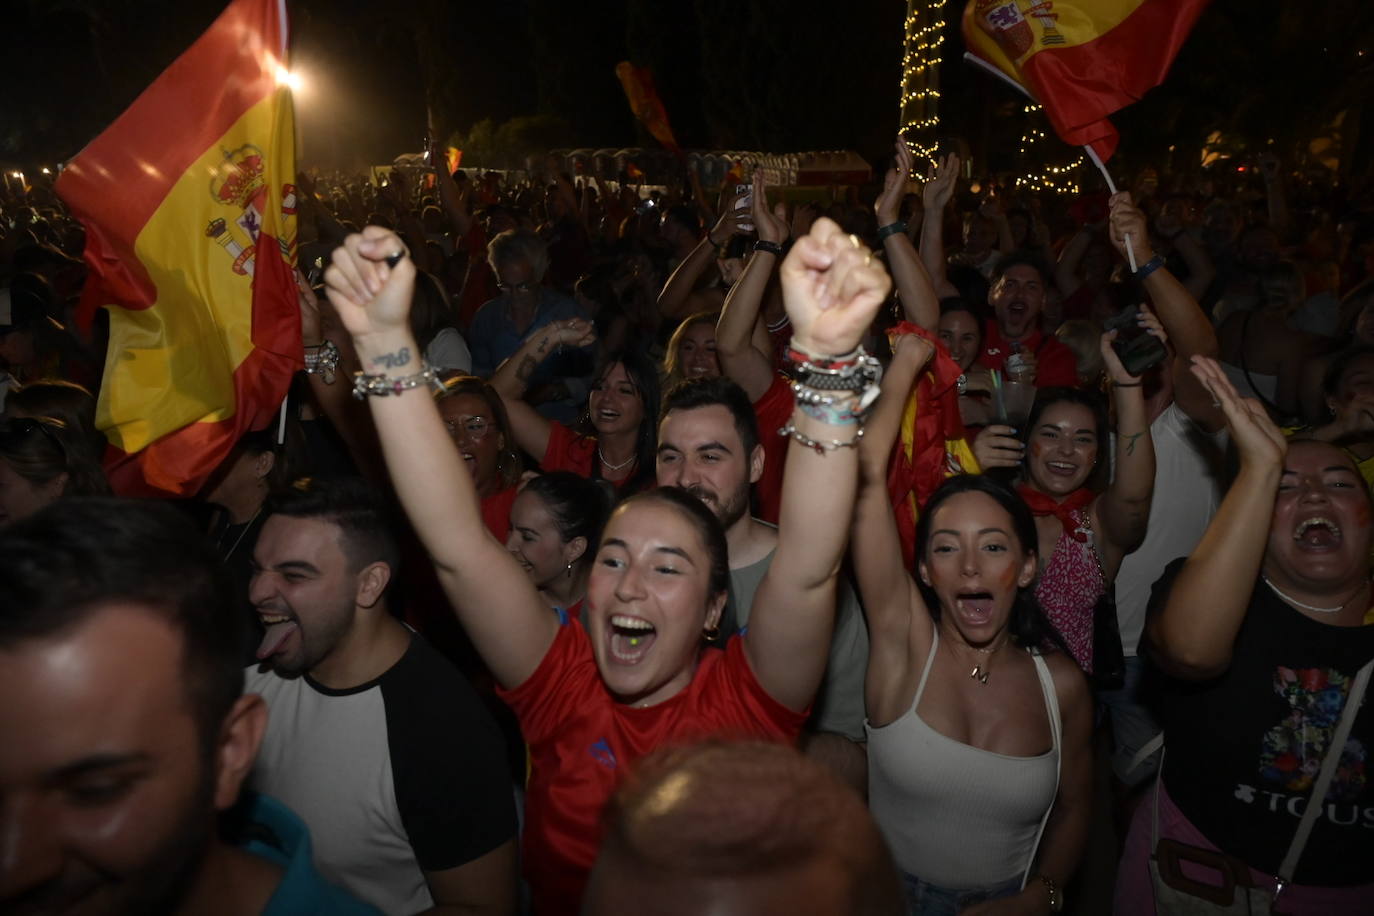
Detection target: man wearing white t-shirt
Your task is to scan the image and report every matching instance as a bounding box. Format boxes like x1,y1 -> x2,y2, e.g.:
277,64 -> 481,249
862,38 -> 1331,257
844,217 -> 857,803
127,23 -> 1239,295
247,478 -> 517,915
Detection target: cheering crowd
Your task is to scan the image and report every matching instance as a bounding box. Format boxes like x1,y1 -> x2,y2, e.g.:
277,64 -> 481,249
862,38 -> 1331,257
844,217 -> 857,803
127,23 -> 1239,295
2,136 -> 1374,916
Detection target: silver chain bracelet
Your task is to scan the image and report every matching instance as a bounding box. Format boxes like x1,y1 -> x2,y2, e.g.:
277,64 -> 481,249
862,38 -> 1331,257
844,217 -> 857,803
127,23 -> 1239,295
778,422 -> 865,454
352,362 -> 442,399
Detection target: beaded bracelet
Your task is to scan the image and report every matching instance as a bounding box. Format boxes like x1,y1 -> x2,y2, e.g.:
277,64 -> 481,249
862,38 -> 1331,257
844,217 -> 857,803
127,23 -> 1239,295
876,221 -> 908,242
303,340 -> 340,384
352,361 -> 442,399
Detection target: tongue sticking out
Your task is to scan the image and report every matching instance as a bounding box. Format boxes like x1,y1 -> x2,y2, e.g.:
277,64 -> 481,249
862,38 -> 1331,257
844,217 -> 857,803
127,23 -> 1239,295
609,629 -> 656,664
257,621 -> 299,660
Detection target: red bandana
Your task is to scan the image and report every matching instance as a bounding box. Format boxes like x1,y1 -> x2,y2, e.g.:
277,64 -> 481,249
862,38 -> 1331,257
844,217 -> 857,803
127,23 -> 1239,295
1016,485 -> 1095,543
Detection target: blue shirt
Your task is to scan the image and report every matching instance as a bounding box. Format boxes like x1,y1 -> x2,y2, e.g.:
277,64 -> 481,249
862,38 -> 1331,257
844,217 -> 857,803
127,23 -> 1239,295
242,794 -> 381,916
467,288 -> 586,379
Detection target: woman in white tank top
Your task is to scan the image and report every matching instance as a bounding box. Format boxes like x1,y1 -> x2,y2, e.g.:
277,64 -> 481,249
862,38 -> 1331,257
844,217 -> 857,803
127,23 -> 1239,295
851,333 -> 1094,915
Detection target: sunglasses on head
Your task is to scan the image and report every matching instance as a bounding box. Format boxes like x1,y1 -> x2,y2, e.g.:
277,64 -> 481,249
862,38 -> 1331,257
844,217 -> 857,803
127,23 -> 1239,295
0,416 -> 70,462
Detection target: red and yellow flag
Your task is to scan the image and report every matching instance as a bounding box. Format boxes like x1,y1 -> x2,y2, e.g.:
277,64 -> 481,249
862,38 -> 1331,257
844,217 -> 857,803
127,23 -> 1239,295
962,0 -> 1208,160
886,325 -> 979,571
56,0 -> 300,497
615,62 -> 681,153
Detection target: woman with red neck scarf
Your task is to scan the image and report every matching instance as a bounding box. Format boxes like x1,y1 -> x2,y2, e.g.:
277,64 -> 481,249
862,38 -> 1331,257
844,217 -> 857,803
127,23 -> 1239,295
981,328 -> 1158,675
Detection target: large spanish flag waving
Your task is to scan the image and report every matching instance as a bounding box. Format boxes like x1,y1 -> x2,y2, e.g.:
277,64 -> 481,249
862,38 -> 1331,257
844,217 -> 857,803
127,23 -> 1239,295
615,62 -> 681,153
962,0 -> 1208,160
56,0 -> 300,497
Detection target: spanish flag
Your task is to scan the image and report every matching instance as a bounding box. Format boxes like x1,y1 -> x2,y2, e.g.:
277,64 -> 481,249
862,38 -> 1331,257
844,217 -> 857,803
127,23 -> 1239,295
615,62 -> 681,153
962,0 -> 1208,160
886,324 -> 979,571
56,0 -> 300,497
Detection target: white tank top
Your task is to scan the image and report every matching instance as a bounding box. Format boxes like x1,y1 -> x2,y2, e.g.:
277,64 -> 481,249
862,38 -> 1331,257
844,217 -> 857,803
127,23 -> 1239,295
865,628 -> 1062,888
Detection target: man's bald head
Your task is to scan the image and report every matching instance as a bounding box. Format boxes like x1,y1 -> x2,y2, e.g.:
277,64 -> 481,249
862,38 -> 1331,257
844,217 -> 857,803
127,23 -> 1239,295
584,741 -> 902,916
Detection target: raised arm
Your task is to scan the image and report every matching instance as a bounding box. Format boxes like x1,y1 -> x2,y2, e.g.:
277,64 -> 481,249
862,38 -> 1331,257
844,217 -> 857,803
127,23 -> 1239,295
657,193 -> 745,322
745,218 -> 890,713
850,332 -> 936,672
1147,357 -> 1286,679
917,153 -> 960,299
1054,225 -> 1095,300
1108,192 -> 1226,432
1094,321 -> 1157,572
875,137 -> 939,330
715,173 -> 787,400
487,319 -> 596,462
430,140 -> 473,238
324,228 -> 556,688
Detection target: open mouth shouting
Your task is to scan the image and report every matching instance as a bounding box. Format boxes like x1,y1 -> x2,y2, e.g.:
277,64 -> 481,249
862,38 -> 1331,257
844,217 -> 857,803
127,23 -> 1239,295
954,591 -> 995,627
595,406 -> 622,425
1044,460 -> 1080,479
1293,516 -> 1342,552
607,614 -> 656,664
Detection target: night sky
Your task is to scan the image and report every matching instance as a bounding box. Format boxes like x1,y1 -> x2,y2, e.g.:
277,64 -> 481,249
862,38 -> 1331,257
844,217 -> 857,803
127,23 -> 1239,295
4,0 -> 1371,179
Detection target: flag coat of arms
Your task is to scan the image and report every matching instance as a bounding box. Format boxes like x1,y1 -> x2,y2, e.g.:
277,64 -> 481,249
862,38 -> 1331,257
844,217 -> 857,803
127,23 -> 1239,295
962,0 -> 1209,160
56,0 -> 300,496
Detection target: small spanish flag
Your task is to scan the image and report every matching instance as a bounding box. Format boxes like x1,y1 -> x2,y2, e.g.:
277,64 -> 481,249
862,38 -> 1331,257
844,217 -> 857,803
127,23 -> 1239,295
962,0 -> 1208,160
56,0 -> 300,497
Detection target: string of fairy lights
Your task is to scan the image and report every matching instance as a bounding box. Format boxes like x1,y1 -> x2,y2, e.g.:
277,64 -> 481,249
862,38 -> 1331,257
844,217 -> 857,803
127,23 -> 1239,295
1014,104 -> 1084,194
898,0 -> 945,166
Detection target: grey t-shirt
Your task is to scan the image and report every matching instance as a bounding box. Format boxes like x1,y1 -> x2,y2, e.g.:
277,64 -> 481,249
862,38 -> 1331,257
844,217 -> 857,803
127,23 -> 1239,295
728,543 -> 869,741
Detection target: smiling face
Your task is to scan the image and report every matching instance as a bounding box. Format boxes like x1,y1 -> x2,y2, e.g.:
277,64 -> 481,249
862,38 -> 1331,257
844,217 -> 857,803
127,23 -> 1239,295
990,264 -> 1046,342
585,501 -> 725,707
1266,441 -> 1373,596
676,323 -> 721,380
938,310 -> 982,371
505,489 -> 579,591
656,405 -> 762,531
248,515 -> 360,674
1025,401 -> 1099,497
589,362 -> 646,437
0,605 -> 223,916
437,392 -> 504,497
919,491 -> 1037,647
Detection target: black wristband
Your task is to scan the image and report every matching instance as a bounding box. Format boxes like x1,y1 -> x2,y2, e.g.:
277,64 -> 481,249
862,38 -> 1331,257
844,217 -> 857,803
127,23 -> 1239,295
753,240 -> 783,256
1134,253 -> 1165,280
1113,380 -> 1144,388
876,221 -> 908,242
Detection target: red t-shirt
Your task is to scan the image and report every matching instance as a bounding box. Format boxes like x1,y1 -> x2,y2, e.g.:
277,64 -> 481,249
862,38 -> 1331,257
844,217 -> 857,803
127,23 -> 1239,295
542,422 -> 644,490
497,622 -> 807,914
480,485 -> 519,541
979,321 -> 1080,389
752,374 -> 795,525
541,422 -> 598,478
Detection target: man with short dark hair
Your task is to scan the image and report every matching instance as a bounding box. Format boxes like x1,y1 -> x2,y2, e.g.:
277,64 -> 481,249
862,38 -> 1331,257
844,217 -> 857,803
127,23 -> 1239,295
0,498 -> 376,915
979,251 -> 1079,388
248,478 -> 517,915
657,378 -> 869,778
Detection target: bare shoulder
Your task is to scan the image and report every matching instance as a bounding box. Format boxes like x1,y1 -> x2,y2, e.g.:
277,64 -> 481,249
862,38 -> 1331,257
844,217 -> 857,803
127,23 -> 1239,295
1042,650 -> 1091,717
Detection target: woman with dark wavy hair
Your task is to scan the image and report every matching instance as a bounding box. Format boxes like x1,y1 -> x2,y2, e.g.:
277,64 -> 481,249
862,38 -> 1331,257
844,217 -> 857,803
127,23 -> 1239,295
851,330 -> 1092,915
491,326 -> 661,494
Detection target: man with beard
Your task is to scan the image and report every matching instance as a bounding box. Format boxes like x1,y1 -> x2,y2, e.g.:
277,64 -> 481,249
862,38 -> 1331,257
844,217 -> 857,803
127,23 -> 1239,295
656,378 -> 869,785
0,498 -> 376,915
978,252 -> 1079,388
247,478 -> 517,915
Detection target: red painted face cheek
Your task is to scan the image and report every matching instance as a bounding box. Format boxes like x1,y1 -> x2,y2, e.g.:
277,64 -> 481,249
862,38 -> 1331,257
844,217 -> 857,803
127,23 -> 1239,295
998,565 -> 1017,588
1029,442 -> 1043,459
1355,500 -> 1370,527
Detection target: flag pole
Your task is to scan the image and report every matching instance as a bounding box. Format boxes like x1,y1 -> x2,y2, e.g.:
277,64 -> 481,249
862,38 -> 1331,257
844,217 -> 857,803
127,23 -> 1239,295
1083,144 -> 1137,272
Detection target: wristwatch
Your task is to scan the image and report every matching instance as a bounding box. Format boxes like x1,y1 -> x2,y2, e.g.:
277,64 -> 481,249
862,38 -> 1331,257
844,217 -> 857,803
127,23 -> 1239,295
1036,875 -> 1063,913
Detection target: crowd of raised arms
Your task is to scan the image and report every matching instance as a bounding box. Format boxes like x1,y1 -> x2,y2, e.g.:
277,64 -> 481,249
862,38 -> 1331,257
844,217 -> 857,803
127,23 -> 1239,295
2,139 -> 1374,916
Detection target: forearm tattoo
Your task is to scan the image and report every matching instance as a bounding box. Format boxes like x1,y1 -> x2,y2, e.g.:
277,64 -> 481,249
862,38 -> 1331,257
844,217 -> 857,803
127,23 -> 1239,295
516,354 -> 538,383
372,347 -> 412,370
1122,431 -> 1144,456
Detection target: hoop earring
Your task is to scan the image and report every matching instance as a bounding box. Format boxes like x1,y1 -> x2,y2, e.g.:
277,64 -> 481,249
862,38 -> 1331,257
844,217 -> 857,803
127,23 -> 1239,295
702,623 -> 720,641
